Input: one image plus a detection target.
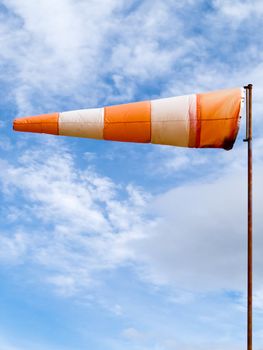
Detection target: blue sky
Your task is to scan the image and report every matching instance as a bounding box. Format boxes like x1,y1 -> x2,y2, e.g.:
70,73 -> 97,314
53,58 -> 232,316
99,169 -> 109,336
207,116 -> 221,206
0,0 -> 263,349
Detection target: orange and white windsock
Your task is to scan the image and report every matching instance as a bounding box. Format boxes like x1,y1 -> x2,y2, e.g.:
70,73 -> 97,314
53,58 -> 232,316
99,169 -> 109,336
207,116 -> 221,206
13,87 -> 244,150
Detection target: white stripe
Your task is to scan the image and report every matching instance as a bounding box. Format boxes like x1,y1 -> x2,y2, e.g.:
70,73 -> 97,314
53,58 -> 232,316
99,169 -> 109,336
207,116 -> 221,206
59,108 -> 104,139
151,95 -> 194,147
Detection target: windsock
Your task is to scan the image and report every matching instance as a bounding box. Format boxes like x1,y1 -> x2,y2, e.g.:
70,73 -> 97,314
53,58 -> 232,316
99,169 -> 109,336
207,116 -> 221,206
13,87 -> 243,150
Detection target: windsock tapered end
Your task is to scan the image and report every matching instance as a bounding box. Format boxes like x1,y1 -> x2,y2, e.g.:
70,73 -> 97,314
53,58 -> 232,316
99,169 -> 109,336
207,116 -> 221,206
13,113 -> 59,135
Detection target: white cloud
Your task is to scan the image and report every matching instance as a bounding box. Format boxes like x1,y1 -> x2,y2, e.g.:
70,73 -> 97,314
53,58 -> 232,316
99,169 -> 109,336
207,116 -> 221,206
0,0 -> 224,116
46,274 -> 78,297
1,0 -> 122,113
0,0 -> 261,143
147,146 -> 209,177
0,1 -> 263,349
0,0 -> 261,119
126,141 -> 263,294
1,135 -> 262,304
0,231 -> 28,264
213,0 -> 263,21
122,327 -> 145,340
0,139 -> 150,295
83,151 -> 97,162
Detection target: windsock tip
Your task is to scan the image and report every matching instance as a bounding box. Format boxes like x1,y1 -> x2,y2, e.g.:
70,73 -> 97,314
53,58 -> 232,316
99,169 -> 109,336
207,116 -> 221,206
12,113 -> 59,135
13,118 -> 22,131
13,117 -> 26,132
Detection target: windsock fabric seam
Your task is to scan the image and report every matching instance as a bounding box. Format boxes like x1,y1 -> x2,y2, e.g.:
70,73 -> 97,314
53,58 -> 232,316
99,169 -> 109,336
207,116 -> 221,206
188,94 -> 197,148
195,94 -> 202,148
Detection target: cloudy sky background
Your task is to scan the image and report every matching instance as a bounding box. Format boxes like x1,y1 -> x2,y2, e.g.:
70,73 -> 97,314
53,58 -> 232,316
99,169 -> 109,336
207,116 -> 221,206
0,0 -> 263,349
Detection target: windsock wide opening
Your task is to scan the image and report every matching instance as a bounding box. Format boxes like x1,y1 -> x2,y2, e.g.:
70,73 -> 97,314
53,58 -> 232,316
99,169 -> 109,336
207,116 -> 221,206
195,88 -> 243,151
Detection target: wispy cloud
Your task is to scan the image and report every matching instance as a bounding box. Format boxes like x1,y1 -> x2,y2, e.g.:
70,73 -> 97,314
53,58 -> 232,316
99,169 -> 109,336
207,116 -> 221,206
2,0 -> 262,118
1,0 -> 263,349
129,144 -> 263,296
1,137 -> 263,300
213,0 -> 263,21
0,138 -> 151,296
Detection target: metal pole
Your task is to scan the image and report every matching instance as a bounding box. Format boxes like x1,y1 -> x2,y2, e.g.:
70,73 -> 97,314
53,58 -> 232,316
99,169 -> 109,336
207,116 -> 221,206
244,84 -> 253,350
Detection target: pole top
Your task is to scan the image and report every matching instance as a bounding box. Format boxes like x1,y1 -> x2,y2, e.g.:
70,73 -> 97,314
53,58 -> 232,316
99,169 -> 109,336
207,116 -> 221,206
244,84 -> 253,89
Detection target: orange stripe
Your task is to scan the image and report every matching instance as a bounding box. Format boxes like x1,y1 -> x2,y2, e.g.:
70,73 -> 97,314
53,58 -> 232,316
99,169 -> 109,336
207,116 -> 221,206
198,88 -> 241,149
104,101 -> 151,143
13,113 -> 59,135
